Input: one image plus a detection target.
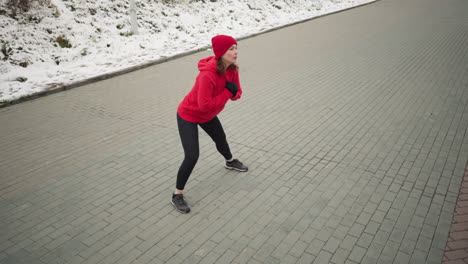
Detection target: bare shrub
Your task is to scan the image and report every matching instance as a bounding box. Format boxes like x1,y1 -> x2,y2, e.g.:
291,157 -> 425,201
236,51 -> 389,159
7,0 -> 52,12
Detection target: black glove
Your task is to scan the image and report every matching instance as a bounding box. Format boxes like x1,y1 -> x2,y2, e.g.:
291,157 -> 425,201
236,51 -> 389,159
225,81 -> 238,97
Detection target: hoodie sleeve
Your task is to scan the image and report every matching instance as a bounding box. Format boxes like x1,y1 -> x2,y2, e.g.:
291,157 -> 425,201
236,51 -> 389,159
230,70 -> 242,101
197,73 -> 232,113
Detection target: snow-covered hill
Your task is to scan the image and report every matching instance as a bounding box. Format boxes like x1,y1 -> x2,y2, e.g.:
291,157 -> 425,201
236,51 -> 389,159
0,0 -> 373,102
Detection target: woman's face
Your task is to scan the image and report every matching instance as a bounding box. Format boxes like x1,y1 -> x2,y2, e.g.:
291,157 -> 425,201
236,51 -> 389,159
221,44 -> 238,66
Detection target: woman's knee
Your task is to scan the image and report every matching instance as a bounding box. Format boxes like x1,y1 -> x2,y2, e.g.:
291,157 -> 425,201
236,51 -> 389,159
184,151 -> 199,164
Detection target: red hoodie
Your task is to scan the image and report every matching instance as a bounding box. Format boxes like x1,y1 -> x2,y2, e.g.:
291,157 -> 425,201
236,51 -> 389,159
177,56 -> 242,123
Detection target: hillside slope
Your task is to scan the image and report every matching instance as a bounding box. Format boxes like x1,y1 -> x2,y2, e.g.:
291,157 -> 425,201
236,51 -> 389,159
0,0 -> 372,102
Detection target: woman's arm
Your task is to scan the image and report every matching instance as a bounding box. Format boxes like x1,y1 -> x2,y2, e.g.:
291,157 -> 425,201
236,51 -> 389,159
197,74 -> 232,112
230,71 -> 242,101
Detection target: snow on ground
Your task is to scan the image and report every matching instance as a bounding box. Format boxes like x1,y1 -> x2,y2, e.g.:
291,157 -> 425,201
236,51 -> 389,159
0,0 -> 374,102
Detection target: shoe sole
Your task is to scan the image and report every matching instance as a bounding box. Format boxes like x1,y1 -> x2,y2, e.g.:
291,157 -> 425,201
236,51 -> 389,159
171,200 -> 190,214
224,166 -> 248,172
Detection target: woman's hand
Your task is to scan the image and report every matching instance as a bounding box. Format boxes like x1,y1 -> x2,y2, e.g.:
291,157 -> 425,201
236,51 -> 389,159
225,81 -> 238,97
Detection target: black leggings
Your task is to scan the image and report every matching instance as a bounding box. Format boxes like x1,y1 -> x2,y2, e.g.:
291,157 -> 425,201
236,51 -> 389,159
176,114 -> 232,190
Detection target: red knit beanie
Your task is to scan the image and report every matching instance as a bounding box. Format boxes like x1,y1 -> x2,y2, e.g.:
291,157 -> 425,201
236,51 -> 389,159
211,35 -> 237,60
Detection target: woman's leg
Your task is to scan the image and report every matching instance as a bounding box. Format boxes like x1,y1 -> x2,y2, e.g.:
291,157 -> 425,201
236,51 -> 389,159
200,116 -> 233,161
201,116 -> 248,172
176,114 -> 200,191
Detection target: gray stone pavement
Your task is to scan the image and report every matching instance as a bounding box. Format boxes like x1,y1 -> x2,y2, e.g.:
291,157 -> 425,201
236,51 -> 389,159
1,0 -> 468,262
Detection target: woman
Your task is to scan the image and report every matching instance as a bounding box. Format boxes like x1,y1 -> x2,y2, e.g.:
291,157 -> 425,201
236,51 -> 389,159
171,35 -> 248,213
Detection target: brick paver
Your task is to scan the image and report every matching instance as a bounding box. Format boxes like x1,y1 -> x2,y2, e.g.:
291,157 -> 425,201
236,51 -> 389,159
1,0 -> 468,263
444,163 -> 468,264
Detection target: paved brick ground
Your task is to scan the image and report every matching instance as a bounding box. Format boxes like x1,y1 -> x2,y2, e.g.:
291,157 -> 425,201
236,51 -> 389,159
1,0 -> 468,263
443,162 -> 468,264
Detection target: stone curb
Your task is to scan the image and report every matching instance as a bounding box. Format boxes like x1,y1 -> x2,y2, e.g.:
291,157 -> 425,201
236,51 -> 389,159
0,0 -> 378,109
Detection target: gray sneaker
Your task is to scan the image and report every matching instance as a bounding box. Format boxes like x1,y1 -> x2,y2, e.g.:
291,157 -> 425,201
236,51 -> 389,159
225,159 -> 248,172
171,194 -> 190,213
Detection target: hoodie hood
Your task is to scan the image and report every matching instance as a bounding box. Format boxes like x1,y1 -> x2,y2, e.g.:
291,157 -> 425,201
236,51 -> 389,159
198,56 -> 217,73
